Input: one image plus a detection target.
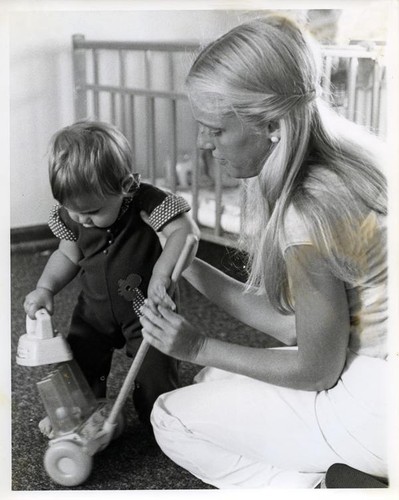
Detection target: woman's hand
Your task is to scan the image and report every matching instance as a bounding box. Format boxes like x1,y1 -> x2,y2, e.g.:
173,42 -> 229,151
24,287 -> 54,319
140,299 -> 206,363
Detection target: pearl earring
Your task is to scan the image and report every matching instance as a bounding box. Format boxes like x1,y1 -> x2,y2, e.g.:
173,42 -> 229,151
270,136 -> 279,143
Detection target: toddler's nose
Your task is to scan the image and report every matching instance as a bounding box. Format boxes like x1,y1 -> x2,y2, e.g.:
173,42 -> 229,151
78,214 -> 91,225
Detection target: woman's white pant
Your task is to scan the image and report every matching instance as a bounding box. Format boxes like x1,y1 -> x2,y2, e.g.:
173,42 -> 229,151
151,352 -> 387,489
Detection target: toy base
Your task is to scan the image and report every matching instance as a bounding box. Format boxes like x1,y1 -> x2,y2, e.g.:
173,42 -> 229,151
16,333 -> 73,366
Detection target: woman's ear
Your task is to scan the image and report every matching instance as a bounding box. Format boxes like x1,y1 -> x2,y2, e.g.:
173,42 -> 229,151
267,121 -> 281,141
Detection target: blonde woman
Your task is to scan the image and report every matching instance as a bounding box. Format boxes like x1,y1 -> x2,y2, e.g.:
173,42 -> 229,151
140,15 -> 388,488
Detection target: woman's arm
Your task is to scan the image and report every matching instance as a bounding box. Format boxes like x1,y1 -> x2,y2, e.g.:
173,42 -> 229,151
183,258 -> 296,345
141,244 -> 350,391
195,245 -> 349,390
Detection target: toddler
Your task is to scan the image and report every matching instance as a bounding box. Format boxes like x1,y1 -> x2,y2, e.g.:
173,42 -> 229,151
24,120 -> 199,424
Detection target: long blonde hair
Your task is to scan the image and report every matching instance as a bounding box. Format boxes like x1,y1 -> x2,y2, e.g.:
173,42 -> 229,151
187,15 -> 387,313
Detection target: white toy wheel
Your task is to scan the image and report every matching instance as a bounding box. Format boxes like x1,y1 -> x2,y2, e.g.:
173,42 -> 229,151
44,441 -> 93,487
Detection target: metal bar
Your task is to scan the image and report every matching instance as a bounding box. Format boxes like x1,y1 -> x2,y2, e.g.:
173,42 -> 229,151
93,48 -> 100,119
371,61 -> 382,132
84,83 -> 187,100
144,51 -> 154,181
167,52 -> 177,191
321,46 -> 380,59
129,95 -> 136,167
72,35 -> 380,60
72,38 -> 200,52
346,57 -> 358,121
168,52 -> 175,90
110,92 -> 117,124
147,97 -> 156,184
119,49 -> 127,133
168,100 -> 177,192
322,55 -> 332,102
72,34 -> 88,120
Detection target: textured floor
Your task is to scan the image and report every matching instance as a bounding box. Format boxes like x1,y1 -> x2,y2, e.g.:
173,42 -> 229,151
10,240 -> 281,491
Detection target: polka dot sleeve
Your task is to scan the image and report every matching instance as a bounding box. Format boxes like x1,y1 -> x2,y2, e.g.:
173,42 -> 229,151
48,205 -> 77,241
148,195 -> 191,231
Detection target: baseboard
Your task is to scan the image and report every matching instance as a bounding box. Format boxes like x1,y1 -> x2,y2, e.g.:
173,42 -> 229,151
11,225 -> 58,253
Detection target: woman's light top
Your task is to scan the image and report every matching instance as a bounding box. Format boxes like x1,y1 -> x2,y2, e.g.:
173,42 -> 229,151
281,204 -> 387,360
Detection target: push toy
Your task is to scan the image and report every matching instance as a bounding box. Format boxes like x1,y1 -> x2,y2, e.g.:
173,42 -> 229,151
16,234 -> 198,487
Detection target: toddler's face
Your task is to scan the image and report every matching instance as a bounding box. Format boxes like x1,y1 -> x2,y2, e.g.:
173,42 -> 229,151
63,192 -> 124,228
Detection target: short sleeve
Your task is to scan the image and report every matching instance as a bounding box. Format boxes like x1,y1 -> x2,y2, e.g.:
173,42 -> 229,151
280,204 -> 313,254
48,205 -> 77,241
148,195 -> 191,231
137,183 -> 191,231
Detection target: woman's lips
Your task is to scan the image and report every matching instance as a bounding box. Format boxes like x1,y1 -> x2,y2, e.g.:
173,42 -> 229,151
213,157 -> 228,165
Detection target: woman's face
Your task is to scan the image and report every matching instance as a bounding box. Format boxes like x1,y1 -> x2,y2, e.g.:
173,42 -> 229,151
191,96 -> 273,179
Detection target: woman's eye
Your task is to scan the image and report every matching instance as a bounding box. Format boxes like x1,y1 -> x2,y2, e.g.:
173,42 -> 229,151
199,125 -> 222,137
208,129 -> 222,137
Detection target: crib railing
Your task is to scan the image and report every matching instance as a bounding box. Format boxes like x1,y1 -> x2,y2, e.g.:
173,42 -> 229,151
72,34 -> 386,247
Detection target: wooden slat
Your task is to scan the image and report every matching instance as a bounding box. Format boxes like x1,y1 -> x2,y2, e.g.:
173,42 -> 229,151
129,95 -> 136,166
168,99 -> 177,192
346,57 -> 358,121
110,92 -> 117,123
214,163 -> 223,237
84,83 -> 187,100
322,55 -> 333,102
93,48 -> 100,119
72,34 -> 88,120
119,49 -> 127,133
371,62 -> 382,133
147,97 -> 156,183
73,38 -> 199,52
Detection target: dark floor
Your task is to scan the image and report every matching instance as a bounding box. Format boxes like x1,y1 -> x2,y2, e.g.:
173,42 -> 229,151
11,240 -> 281,491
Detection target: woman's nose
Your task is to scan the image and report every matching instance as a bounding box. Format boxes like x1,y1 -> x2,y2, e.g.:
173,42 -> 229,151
197,128 -> 215,151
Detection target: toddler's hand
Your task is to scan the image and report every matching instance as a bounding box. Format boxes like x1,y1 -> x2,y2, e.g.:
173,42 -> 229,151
147,274 -> 175,311
39,416 -> 54,439
24,287 -> 54,319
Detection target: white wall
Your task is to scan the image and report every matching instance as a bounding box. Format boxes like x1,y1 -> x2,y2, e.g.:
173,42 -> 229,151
10,8 -> 253,229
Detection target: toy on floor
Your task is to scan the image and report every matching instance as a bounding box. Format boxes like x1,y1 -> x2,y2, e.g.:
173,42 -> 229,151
16,234 -> 198,487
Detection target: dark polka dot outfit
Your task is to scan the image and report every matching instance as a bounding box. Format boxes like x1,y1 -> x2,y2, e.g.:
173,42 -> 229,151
48,180 -> 190,423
